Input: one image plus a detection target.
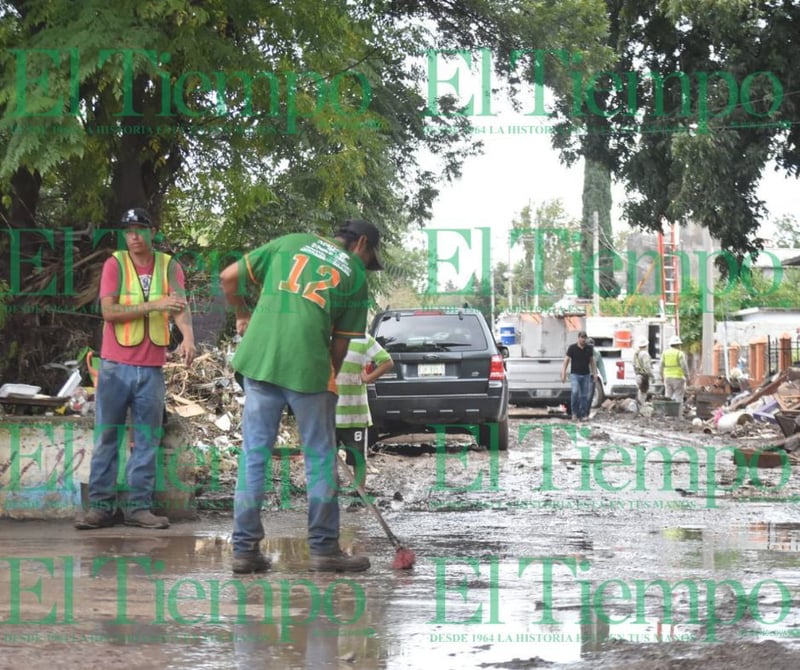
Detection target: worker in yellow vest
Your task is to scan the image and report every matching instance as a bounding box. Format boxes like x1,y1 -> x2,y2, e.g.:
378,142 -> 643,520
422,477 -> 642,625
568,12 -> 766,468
76,208 -> 196,531
660,335 -> 690,404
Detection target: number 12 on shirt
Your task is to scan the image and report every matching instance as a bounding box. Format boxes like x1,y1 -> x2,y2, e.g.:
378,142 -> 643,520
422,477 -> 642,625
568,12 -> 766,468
278,253 -> 341,308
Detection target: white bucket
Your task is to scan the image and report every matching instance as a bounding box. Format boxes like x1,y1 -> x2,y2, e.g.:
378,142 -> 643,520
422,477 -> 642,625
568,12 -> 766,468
716,410 -> 754,433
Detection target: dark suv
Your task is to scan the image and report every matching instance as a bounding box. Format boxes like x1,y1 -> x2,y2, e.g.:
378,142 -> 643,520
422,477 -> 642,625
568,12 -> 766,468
368,307 -> 509,450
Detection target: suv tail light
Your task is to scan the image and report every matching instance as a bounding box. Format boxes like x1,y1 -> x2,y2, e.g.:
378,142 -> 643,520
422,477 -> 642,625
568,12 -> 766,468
490,354 -> 506,381
616,361 -> 625,380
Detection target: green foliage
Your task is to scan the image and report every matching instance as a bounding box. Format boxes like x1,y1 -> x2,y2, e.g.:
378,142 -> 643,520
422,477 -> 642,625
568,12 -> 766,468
678,281 -> 704,350
0,0 -> 614,240
772,215 -> 800,249
544,0 -> 800,255
0,0 -> 483,238
676,265 -> 800,351
600,294 -> 660,317
506,199 -> 581,310
375,244 -> 427,308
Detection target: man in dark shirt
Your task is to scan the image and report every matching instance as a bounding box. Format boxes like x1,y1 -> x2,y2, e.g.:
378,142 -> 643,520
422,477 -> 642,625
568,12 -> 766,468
560,330 -> 598,421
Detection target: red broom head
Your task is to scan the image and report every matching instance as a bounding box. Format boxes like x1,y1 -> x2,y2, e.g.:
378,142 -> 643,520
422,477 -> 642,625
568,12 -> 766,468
392,547 -> 416,570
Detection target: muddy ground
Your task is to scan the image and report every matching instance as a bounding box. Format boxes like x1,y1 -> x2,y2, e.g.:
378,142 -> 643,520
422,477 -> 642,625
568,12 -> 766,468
2,406 -> 800,669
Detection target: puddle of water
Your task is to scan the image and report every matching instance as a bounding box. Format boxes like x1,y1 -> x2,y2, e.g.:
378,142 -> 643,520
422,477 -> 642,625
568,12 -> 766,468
0,529 -> 382,669
5,434 -> 800,670
383,618 -> 699,668
375,552 -> 704,668
662,523 -> 800,568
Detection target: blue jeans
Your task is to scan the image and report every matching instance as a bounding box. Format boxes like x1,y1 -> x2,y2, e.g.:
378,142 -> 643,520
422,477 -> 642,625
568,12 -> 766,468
570,373 -> 593,420
89,360 -> 165,513
233,378 -> 339,557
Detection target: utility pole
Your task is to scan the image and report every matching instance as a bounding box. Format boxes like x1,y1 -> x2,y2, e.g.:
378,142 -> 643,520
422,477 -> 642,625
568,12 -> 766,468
507,241 -> 513,311
489,267 -> 495,330
532,219 -> 540,311
701,227 -> 715,374
593,211 -> 600,315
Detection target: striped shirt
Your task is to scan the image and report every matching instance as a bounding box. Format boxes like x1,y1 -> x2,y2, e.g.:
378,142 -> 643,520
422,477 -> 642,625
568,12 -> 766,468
335,336 -> 392,428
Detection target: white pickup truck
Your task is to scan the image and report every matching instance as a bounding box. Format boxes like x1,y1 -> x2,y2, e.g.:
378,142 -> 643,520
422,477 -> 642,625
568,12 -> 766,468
502,312 -> 589,409
506,344 -> 654,410
503,313 -> 667,410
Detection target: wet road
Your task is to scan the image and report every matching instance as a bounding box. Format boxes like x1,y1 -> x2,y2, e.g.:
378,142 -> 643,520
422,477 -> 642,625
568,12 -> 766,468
3,412 -> 800,669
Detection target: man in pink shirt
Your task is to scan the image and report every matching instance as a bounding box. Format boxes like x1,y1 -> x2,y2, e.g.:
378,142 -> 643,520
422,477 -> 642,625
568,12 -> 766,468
76,208 -> 196,530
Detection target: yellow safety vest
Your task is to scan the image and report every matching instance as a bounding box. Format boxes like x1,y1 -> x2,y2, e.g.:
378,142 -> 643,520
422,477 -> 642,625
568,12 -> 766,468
662,348 -> 686,379
113,250 -> 172,347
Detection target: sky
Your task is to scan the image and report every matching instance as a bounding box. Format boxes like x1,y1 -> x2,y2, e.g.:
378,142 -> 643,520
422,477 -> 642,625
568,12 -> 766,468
418,109 -> 797,294
426,127 -> 796,237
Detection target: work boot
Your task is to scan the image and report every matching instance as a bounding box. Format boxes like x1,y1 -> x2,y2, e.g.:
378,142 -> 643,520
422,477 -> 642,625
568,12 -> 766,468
309,549 -> 370,573
124,509 -> 170,529
74,508 -> 116,530
232,552 -> 271,575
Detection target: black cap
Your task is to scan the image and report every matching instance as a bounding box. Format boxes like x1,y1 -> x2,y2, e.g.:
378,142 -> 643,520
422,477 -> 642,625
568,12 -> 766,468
119,207 -> 155,227
336,218 -> 383,270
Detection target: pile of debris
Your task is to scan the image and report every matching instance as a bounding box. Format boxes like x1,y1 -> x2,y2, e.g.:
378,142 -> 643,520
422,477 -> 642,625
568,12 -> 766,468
163,343 -> 305,507
687,368 -> 800,467
165,343 -> 300,443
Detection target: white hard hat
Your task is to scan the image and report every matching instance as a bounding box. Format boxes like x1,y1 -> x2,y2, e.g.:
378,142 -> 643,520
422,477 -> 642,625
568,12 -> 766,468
669,335 -> 682,346
637,338 -> 648,348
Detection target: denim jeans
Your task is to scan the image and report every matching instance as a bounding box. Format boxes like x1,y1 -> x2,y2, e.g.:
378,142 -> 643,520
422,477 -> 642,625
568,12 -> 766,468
233,378 -> 339,557
89,360 -> 165,513
570,373 -> 593,420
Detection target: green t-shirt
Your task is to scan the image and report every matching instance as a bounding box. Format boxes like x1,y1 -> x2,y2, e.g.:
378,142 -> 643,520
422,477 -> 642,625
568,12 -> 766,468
232,233 -> 369,393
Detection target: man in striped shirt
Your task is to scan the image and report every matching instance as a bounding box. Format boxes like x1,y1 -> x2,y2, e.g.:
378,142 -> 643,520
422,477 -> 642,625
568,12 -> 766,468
335,335 -> 394,485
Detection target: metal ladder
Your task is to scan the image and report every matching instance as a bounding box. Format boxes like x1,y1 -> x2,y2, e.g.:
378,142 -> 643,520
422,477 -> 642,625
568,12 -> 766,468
657,224 -> 680,334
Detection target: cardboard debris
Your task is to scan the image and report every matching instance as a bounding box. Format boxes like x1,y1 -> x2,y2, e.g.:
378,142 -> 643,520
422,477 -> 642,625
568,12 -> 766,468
174,403 -> 206,418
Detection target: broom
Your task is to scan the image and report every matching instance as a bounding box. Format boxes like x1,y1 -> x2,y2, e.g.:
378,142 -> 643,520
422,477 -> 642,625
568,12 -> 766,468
336,452 -> 416,570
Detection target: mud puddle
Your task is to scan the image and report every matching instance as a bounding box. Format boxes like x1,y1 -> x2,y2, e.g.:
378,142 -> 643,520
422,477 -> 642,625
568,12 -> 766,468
4,412 -> 800,668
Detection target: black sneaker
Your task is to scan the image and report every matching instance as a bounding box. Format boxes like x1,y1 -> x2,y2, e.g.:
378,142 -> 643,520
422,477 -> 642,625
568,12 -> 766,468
75,508 -> 116,530
309,550 -> 370,573
232,553 -> 271,574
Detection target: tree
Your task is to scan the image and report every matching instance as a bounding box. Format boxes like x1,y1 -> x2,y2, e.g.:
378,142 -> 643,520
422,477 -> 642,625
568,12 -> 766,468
507,199 -> 581,310
581,159 -> 619,298
540,0 -> 799,256
0,0 -> 612,237
772,214 -> 800,249
378,244 -> 427,308
492,260 -> 510,312
0,0 -> 611,381
2,1 -> 521,245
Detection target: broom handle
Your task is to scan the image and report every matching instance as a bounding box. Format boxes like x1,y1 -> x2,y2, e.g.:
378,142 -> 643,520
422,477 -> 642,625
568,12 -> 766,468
336,453 -> 402,549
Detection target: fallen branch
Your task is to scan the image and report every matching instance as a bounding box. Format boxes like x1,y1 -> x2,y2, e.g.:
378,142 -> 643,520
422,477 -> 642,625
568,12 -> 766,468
727,371 -> 789,412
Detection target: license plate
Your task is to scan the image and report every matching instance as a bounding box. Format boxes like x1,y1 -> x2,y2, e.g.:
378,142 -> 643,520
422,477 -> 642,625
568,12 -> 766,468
534,389 -> 554,397
418,363 -> 445,377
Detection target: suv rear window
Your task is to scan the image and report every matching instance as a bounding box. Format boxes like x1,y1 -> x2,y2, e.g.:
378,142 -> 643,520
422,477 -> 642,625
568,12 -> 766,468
373,313 -> 489,352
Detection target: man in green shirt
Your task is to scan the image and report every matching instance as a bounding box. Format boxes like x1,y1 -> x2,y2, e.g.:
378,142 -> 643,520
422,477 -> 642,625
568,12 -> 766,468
220,220 -> 382,574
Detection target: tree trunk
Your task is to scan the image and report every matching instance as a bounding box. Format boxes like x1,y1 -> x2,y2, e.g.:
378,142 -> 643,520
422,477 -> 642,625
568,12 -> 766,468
581,158 -> 619,299
4,166 -> 43,227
